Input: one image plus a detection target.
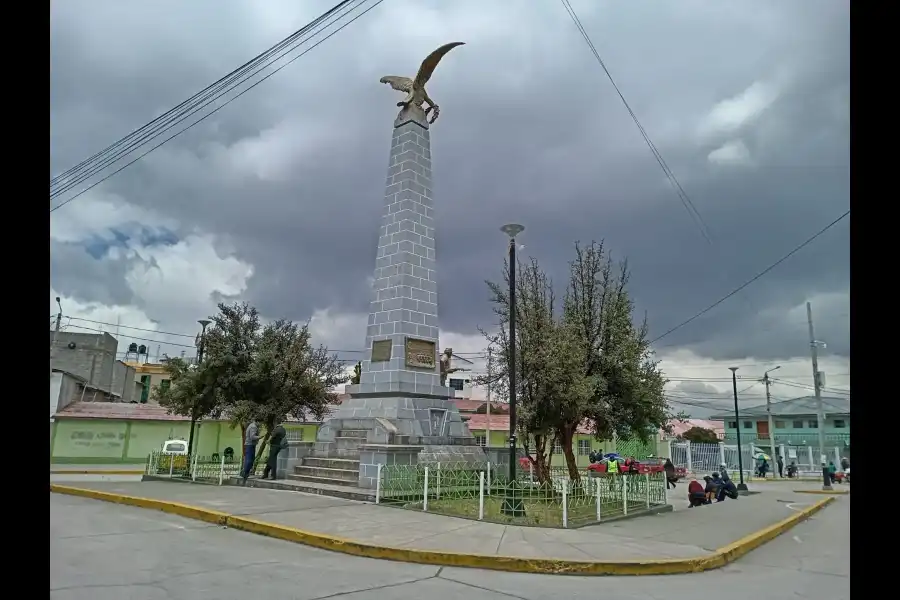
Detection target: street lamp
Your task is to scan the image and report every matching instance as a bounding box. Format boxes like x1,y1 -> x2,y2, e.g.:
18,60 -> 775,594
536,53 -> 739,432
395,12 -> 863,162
196,319 -> 212,363
500,223 -> 525,517
729,367 -> 748,492
187,319 -> 212,458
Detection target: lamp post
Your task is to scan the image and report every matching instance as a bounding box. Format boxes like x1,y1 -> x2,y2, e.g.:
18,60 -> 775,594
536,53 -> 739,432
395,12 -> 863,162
729,367 -> 748,492
187,319 -> 212,458
500,223 -> 525,517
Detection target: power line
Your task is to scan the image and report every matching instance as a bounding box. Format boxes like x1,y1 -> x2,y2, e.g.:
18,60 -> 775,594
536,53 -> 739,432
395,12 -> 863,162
50,0 -> 386,213
559,0 -> 712,244
649,209 -> 850,345
50,0 -> 358,193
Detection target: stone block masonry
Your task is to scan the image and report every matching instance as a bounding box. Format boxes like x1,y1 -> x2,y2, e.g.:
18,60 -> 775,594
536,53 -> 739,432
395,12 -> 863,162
359,119 -> 445,398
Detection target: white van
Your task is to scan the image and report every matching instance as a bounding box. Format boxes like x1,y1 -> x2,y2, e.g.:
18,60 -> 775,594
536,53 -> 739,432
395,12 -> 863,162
161,439 -> 188,455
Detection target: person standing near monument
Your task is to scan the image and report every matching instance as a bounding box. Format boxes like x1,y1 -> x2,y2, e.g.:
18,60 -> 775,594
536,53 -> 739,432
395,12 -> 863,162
241,420 -> 260,482
263,423 -> 288,480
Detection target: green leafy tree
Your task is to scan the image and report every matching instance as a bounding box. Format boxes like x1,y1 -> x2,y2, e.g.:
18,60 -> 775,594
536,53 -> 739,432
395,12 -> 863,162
475,257 -> 594,483
680,426 -> 719,444
477,242 -> 674,483
158,301 -> 347,464
351,361 -> 362,385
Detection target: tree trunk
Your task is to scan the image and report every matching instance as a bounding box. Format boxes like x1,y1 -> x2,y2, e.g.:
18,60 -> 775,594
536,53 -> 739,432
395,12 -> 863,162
530,434 -> 552,484
560,426 -> 581,483
252,420 -> 276,470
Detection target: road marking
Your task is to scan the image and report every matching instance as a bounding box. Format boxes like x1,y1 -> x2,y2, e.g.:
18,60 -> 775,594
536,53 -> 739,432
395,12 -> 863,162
793,535 -> 802,544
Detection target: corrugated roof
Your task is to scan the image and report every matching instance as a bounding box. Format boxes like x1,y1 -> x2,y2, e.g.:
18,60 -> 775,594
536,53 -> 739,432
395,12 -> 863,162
56,401 -> 343,423
464,414 -> 595,435
709,395 -> 850,420
664,419 -> 725,438
453,399 -> 506,413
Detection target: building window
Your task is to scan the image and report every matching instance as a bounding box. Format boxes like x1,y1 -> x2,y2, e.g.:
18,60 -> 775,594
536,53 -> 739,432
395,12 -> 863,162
286,429 -> 303,441
833,419 -> 846,429
727,421 -> 737,429
577,439 -> 591,456
552,439 -> 562,454
742,421 -> 753,429
449,378 -> 465,391
774,420 -> 786,429
474,435 -> 486,447
159,379 -> 171,392
807,419 -> 818,429
792,420 -> 804,429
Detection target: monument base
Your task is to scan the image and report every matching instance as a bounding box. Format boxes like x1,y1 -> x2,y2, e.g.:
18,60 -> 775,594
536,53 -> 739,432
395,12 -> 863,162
307,392 -> 487,489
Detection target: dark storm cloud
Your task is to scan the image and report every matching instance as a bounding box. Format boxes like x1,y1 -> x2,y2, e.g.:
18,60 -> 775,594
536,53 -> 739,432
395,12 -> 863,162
50,0 -> 849,360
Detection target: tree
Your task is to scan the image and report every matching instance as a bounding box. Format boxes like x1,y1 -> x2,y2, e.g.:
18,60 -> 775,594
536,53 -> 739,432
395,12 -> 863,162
236,318 -> 347,463
158,301 -> 348,463
680,426 -> 719,444
476,242 -> 674,483
351,361 -> 361,385
153,357 -> 225,450
475,257 -> 594,483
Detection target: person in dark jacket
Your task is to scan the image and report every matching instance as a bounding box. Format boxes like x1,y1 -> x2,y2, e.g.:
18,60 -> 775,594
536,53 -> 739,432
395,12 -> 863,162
262,424 -> 289,481
664,459 -> 678,489
688,478 -> 707,507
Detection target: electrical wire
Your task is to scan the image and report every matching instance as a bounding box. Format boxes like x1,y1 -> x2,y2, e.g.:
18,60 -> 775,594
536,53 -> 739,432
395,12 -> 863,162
50,0 -> 386,213
50,0 -> 357,192
559,0 -> 713,244
649,209 -> 850,344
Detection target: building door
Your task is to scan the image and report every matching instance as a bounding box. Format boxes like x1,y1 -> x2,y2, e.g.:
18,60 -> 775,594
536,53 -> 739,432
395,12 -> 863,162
756,420 -> 770,439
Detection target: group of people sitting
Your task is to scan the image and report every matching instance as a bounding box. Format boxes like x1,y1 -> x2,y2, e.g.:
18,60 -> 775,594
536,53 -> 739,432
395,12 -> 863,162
687,465 -> 739,507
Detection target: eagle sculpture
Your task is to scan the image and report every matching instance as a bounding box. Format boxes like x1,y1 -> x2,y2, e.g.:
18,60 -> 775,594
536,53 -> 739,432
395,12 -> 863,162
379,42 -> 465,124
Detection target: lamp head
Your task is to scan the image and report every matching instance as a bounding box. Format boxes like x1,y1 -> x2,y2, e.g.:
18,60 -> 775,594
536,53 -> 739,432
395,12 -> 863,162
728,367 -> 739,373
198,319 -> 211,329
500,223 -> 525,239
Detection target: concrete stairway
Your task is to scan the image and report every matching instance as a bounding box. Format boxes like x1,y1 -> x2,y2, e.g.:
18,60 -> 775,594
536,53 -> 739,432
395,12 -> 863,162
288,429 -> 366,487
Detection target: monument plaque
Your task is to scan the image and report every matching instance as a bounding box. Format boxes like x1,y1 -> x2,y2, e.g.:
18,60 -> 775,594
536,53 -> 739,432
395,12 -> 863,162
405,337 -> 436,369
370,339 -> 392,362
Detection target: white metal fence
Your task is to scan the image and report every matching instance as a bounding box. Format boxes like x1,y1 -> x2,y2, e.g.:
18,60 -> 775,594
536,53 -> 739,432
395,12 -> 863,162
669,441 -> 846,478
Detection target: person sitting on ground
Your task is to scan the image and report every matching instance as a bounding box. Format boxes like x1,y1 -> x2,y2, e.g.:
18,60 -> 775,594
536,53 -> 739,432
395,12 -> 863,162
719,464 -> 732,484
713,471 -> 739,502
688,478 -> 707,507
664,458 -> 678,489
703,475 -> 719,504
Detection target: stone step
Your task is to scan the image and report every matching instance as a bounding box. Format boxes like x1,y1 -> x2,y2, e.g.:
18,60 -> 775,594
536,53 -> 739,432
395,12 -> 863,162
312,447 -> 361,460
334,437 -> 366,451
294,465 -> 358,481
338,429 -> 368,438
232,476 -> 375,502
287,473 -> 358,487
303,457 -> 360,471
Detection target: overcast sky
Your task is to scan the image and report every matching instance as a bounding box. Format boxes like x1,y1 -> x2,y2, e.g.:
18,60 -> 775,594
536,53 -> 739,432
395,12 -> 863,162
50,0 -> 850,418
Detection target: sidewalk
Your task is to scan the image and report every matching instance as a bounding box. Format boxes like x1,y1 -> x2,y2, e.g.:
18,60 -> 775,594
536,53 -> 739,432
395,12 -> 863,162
50,464 -> 144,474
50,480 -> 836,564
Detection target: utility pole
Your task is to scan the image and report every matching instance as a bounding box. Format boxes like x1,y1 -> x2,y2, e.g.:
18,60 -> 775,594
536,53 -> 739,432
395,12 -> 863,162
729,367 -> 748,491
50,296 -> 63,378
485,347 -> 492,447
806,302 -> 831,490
761,366 -> 780,476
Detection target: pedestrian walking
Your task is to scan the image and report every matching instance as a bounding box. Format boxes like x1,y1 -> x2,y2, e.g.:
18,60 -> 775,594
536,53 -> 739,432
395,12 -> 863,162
241,420 -> 260,483
664,458 -> 678,489
262,424 -> 288,480
777,455 -> 784,478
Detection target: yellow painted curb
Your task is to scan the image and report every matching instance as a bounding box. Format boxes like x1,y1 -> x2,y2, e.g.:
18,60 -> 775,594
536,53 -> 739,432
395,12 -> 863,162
793,489 -> 849,495
49,484 -> 229,526
49,485 -> 833,576
50,469 -> 144,475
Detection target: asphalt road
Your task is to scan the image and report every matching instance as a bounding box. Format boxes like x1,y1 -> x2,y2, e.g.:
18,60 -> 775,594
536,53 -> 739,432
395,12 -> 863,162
50,493 -> 850,600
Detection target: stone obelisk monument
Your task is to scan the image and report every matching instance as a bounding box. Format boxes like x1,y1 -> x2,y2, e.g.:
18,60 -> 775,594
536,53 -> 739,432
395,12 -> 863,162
312,43 -> 484,487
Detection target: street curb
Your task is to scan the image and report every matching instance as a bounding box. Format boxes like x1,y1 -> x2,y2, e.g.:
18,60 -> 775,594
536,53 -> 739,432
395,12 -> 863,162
50,469 -> 144,475
793,489 -> 849,495
49,484 -> 834,576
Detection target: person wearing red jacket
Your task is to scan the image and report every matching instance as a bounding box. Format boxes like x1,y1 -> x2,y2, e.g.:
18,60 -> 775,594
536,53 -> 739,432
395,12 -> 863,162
688,479 -> 707,507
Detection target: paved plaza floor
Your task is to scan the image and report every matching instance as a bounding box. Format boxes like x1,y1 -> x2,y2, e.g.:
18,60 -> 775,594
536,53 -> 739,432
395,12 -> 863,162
50,491 -> 850,599
53,479 -> 842,561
